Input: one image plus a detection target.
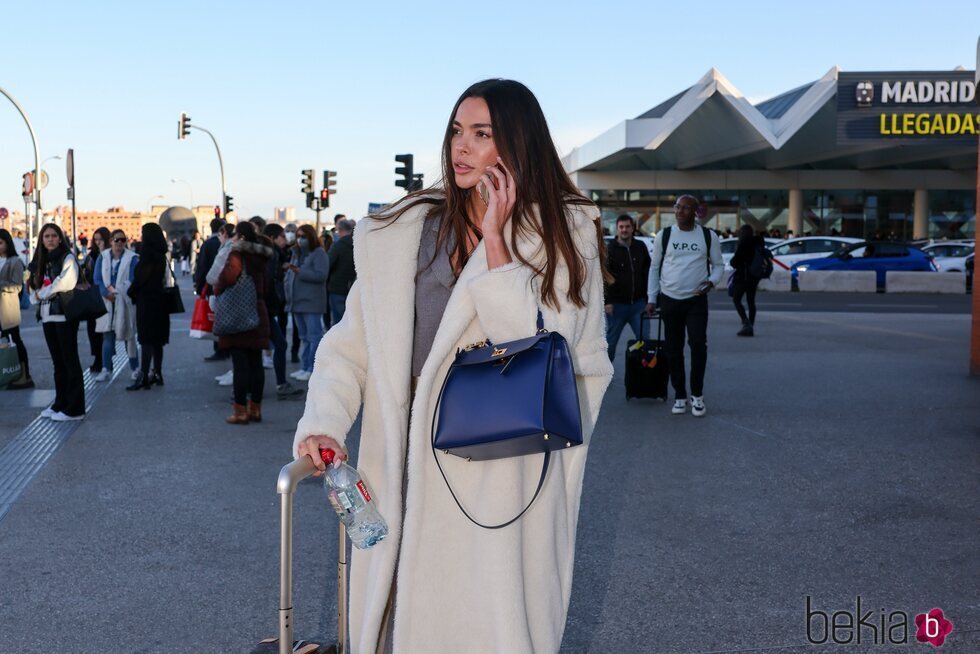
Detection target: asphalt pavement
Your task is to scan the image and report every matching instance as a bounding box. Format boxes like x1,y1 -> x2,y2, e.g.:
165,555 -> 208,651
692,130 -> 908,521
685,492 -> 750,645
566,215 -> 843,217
0,286 -> 977,653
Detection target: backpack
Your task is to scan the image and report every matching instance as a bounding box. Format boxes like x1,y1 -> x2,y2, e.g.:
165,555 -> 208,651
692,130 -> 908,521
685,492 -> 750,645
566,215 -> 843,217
659,225 -> 714,275
748,244 -> 773,280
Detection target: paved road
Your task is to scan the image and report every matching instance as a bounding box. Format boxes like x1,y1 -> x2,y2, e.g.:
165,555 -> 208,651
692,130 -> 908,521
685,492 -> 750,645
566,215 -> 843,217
0,288 -> 977,652
708,290 -> 972,314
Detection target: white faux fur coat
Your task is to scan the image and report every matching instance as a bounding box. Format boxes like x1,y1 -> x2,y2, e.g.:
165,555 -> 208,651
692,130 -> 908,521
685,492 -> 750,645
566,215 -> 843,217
293,197 -> 613,654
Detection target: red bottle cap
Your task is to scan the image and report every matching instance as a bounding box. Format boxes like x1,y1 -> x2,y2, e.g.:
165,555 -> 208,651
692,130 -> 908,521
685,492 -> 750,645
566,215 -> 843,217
319,447 -> 335,464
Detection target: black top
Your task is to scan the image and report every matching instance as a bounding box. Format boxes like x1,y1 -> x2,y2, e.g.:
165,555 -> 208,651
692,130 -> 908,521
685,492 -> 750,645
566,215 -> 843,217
604,238 -> 651,304
326,234 -> 356,296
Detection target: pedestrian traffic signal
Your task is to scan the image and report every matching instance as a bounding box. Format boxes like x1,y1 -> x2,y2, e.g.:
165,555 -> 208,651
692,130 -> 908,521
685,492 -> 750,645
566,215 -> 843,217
301,169 -> 314,195
320,188 -> 329,208
214,205 -> 221,217
178,112 -> 191,140
224,194 -> 234,215
395,154 -> 413,190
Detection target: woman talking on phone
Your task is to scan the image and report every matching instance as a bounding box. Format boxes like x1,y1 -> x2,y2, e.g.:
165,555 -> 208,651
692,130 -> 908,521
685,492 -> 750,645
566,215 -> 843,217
293,79 -> 612,653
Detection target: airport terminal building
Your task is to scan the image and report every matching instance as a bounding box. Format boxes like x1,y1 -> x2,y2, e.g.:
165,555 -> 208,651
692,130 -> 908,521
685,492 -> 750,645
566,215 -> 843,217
563,68 -> 978,241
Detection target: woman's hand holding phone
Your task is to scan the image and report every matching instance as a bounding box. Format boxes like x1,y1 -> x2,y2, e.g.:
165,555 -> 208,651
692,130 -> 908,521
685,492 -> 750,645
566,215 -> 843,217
480,156 -> 516,239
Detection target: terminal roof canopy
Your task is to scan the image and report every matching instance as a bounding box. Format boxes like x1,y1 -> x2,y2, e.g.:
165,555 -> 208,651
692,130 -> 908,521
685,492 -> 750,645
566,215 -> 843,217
562,68 -> 978,173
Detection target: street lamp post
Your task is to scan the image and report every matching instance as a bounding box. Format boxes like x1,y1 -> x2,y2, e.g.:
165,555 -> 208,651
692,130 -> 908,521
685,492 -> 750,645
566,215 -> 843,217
0,85 -> 42,252
171,178 -> 195,209
146,195 -> 165,215
176,115 -> 227,218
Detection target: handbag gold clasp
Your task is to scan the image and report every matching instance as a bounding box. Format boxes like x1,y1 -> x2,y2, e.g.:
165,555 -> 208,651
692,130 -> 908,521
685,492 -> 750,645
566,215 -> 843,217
492,347 -> 507,357
464,340 -> 488,351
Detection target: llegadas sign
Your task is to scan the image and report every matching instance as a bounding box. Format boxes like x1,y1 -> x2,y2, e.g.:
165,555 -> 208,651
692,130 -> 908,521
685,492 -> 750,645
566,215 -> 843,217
836,71 -> 979,145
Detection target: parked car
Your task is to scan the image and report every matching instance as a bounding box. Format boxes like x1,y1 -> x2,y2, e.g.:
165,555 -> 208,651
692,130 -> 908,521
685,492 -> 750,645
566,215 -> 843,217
921,241 -> 974,272
768,236 -> 863,271
791,241 -> 938,288
720,236 -> 780,266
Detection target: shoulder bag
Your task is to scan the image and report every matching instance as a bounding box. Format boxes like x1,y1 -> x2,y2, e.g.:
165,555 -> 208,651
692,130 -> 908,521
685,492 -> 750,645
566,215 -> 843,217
212,268 -> 258,336
163,259 -> 185,314
431,310 -> 582,529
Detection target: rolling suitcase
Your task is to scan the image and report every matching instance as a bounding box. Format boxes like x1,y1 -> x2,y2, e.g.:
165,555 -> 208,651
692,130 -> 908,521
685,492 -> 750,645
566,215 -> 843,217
624,314 -> 669,401
253,455 -> 346,654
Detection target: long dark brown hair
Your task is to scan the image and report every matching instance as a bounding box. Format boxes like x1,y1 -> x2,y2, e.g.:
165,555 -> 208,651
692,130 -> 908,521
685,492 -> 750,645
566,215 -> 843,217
377,79 -> 609,309
89,226 -> 112,260
28,223 -> 71,290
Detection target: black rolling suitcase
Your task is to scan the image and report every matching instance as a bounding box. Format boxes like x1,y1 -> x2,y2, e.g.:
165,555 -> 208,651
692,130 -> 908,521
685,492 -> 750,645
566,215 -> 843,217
625,314 -> 669,401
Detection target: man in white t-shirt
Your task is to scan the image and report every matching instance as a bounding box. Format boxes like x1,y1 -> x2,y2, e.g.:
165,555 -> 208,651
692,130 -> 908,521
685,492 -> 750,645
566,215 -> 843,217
646,195 -> 724,417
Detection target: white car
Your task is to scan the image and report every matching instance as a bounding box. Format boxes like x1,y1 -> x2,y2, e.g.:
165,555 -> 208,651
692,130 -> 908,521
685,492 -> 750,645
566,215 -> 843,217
922,242 -> 974,272
767,236 -> 863,271
720,236 -> 781,266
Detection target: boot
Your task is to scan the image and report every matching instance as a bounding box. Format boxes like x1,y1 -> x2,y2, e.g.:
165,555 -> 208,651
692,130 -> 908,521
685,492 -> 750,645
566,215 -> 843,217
7,359 -> 35,390
227,403 -> 250,425
126,372 -> 150,391
152,371 -> 164,386
247,400 -> 262,423
737,321 -> 754,337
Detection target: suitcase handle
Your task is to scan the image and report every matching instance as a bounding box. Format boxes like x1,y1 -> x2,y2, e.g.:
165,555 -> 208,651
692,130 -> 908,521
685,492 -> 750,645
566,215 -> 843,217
640,313 -> 663,341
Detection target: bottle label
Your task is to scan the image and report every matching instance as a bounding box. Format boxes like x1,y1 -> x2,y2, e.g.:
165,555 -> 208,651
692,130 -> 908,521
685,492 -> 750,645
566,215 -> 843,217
327,492 -> 346,516
356,480 -> 372,503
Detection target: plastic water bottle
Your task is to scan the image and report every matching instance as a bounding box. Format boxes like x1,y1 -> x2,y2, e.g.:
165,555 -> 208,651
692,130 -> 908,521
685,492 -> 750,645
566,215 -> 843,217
319,448 -> 388,549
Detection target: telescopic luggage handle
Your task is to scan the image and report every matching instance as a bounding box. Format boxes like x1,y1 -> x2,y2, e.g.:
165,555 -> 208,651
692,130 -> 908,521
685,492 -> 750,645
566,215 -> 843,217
270,455 -> 346,654
640,312 -> 663,341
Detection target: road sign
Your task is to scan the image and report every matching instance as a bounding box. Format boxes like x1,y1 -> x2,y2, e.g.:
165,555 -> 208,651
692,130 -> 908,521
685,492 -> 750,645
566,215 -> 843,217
67,148 -> 74,187
0,207 -> 7,219
22,172 -> 33,196
37,170 -> 49,190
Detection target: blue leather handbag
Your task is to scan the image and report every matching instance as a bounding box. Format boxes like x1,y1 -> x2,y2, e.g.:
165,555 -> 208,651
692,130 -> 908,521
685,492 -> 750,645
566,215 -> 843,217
431,311 -> 582,529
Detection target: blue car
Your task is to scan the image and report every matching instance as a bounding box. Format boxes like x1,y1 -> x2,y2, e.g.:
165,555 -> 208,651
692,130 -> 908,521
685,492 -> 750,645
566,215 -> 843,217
791,241 -> 938,288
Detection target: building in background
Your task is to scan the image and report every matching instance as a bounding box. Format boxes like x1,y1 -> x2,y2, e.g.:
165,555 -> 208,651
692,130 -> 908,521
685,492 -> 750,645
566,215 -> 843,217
46,206 -> 146,243
273,207 -> 296,224
564,67 -> 977,241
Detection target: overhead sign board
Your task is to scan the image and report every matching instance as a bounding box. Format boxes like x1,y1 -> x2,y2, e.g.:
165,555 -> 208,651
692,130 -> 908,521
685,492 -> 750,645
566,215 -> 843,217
837,71 -> 979,145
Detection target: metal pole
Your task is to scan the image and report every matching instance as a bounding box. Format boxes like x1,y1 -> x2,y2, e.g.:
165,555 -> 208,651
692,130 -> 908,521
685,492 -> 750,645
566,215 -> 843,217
190,125 -> 226,218
971,36 -> 980,376
0,85 -> 41,253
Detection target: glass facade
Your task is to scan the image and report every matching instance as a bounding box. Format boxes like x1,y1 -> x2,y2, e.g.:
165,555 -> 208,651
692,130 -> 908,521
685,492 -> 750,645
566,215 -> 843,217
591,189 -> 976,240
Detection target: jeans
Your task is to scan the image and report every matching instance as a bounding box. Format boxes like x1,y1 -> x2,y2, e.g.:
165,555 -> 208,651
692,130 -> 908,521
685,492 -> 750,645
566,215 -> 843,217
231,347 -> 264,405
605,299 -> 647,361
329,293 -> 347,329
101,332 -> 139,373
268,309 -> 287,385
293,312 -> 324,372
658,293 -> 709,400
42,320 -> 85,417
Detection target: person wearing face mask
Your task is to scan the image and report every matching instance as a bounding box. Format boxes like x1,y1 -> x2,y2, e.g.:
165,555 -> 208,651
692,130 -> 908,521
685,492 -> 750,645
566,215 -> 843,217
92,229 -> 140,382
28,223 -> 85,420
284,224 -> 328,381
0,228 -> 34,389
284,223 -> 301,363
81,227 -> 112,375
292,80 -> 612,654
195,218 -> 229,362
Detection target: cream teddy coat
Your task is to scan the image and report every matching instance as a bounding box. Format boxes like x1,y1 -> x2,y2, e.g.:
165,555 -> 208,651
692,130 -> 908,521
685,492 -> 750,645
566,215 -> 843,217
293,197 -> 613,653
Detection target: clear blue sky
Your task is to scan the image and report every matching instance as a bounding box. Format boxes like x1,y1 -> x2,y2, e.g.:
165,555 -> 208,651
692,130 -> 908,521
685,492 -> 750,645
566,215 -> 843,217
1,0 -> 977,223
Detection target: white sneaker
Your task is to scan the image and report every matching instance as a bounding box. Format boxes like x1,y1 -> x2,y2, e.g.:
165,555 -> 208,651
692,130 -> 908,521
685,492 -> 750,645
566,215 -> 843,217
292,370 -> 312,381
691,396 -> 706,417
40,407 -> 57,419
215,369 -> 233,384
671,399 -> 688,415
262,354 -> 273,369
289,369 -> 306,380
94,370 -> 111,382
51,411 -> 85,422
130,369 -> 141,381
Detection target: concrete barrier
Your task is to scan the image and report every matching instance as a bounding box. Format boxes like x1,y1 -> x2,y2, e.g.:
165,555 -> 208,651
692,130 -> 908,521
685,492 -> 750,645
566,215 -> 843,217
758,269 -> 792,292
886,271 -> 966,294
798,270 -> 877,292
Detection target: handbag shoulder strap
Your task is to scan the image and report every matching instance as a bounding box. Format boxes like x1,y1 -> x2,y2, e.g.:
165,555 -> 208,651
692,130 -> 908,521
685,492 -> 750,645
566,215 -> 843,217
429,356 -> 551,530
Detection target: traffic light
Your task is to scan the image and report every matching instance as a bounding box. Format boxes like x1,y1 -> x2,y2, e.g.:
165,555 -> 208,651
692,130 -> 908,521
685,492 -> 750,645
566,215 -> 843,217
411,173 -> 424,192
178,112 -> 191,140
301,169 -> 314,194
224,194 -> 234,215
320,188 -> 329,208
214,205 -> 221,217
395,154 -> 413,190
324,170 -> 337,194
